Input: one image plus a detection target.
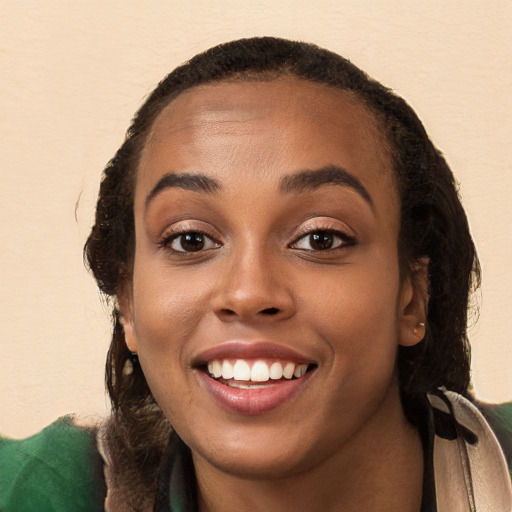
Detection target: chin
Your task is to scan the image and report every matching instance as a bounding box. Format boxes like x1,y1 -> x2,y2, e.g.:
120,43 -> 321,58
182,418 -> 332,481
196,442 -> 315,480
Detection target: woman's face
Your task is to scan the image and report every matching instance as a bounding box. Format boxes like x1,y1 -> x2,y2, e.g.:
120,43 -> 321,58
121,78 -> 425,477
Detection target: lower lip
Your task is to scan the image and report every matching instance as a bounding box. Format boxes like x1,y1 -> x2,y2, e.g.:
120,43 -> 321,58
196,371 -> 314,415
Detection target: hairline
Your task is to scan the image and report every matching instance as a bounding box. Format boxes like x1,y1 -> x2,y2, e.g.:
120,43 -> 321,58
138,71 -> 400,198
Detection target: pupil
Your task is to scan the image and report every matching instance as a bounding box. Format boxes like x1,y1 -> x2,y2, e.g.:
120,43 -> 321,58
311,232 -> 333,250
181,233 -> 204,252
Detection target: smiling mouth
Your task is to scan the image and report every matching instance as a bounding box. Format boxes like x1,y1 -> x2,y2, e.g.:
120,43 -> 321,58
204,359 -> 316,388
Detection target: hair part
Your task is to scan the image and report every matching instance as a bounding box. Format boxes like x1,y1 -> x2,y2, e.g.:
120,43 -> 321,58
84,36 -> 480,508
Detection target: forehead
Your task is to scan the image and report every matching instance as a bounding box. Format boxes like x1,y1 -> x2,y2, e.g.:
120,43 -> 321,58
137,77 -> 396,209
144,77 -> 387,152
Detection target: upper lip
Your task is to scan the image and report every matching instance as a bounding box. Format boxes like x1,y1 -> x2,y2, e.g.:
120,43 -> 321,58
192,341 -> 316,367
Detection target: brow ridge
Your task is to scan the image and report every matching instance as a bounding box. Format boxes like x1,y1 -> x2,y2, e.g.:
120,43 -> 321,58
280,165 -> 374,207
145,172 -> 220,208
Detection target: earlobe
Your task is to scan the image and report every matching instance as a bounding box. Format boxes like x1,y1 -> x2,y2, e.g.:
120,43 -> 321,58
398,259 -> 429,347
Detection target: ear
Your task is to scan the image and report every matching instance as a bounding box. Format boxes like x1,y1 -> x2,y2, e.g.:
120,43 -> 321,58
398,258 -> 429,347
116,283 -> 139,354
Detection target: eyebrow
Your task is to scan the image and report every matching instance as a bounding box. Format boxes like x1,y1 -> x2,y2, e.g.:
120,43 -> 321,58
145,165 -> 374,210
145,172 -> 220,209
280,165 -> 374,208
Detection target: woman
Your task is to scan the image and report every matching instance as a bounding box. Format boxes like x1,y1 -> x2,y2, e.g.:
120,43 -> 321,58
2,37 -> 511,512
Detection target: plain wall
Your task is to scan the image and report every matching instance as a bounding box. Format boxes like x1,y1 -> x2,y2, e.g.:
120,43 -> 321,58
1,0 -> 511,438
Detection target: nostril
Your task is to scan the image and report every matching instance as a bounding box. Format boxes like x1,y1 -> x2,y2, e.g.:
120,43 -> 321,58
260,307 -> 280,315
220,308 -> 237,316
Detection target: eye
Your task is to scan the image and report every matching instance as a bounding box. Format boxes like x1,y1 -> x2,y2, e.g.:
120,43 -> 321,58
291,230 -> 354,251
168,232 -> 220,253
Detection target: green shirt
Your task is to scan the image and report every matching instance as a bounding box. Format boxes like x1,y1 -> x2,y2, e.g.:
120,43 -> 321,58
0,416 -> 105,512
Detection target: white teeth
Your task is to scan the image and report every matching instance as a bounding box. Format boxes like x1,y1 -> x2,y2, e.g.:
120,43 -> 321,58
269,361 -> 283,380
221,360 -> 234,380
208,359 -> 310,382
283,362 -> 295,379
294,364 -> 308,378
233,360 -> 251,381
211,360 -> 222,378
251,360 -> 270,382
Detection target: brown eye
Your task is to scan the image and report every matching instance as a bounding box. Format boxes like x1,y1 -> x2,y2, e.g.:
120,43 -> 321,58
309,232 -> 334,250
291,229 -> 355,252
170,232 -> 218,252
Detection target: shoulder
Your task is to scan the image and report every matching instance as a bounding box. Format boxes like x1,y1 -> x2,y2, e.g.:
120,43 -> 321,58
0,415 -> 106,512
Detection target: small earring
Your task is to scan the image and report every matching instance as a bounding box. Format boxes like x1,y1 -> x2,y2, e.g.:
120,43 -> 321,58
413,322 -> 426,336
123,352 -> 139,375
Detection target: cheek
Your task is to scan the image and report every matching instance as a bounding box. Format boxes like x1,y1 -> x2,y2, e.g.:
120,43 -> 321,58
300,261 -> 401,375
133,259 -> 210,341
130,262 -> 213,397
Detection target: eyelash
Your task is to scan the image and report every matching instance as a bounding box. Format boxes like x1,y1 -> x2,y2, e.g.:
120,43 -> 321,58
158,228 -> 220,254
158,224 -> 356,255
290,226 -> 356,253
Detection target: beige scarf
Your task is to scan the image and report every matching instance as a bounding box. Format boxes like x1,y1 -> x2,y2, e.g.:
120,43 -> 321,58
429,391 -> 512,511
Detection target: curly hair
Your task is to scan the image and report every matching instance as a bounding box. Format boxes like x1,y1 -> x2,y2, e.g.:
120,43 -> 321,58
84,36 -> 480,508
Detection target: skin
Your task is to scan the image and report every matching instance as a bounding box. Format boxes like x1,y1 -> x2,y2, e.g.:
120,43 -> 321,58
121,78 -> 428,511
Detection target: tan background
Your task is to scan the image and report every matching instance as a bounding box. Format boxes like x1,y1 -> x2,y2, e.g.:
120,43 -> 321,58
1,0 -> 511,438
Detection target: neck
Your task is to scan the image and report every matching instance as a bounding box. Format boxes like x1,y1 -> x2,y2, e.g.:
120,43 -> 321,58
193,386 -> 424,512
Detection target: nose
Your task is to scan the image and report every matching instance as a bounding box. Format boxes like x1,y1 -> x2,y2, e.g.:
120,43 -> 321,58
212,248 -> 295,323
